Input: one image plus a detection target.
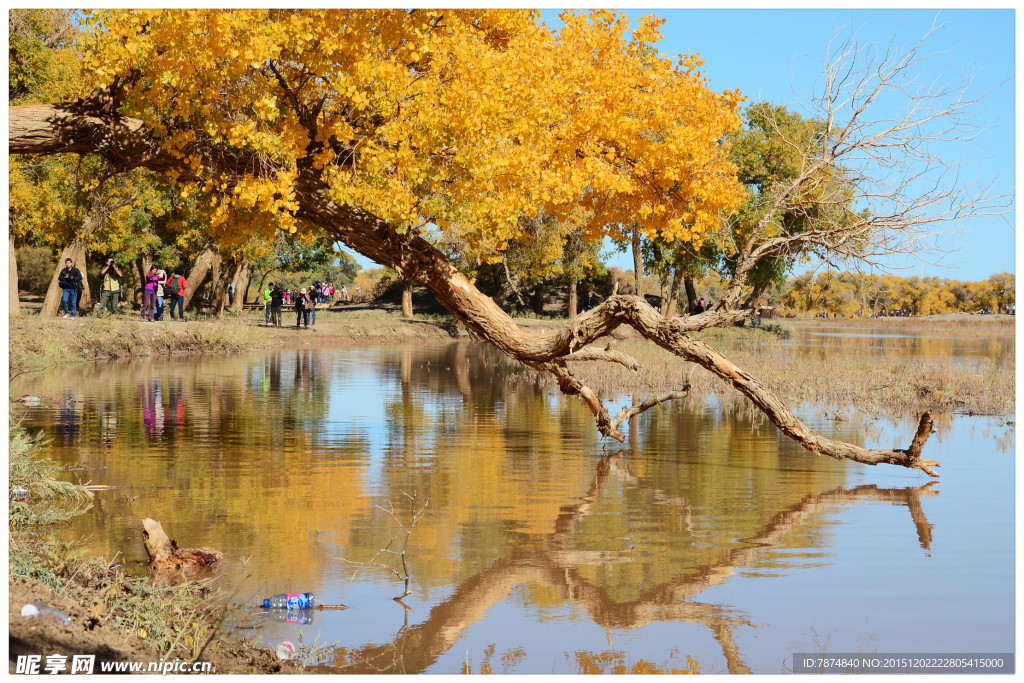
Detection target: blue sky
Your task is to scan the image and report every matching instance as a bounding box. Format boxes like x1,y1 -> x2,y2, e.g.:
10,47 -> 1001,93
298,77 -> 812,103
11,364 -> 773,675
343,9 -> 1015,282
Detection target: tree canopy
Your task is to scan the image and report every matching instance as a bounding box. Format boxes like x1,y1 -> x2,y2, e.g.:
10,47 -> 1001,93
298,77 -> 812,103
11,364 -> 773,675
71,9 -> 745,254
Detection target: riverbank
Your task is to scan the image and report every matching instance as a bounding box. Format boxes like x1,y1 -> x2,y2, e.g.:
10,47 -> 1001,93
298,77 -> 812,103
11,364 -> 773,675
8,421 -> 305,674
8,309 -> 465,375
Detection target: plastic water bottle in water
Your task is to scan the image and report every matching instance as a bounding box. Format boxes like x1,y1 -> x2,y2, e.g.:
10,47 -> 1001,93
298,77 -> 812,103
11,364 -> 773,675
262,593 -> 314,609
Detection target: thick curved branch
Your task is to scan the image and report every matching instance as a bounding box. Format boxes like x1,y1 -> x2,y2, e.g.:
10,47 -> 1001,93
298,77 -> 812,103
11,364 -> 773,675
278,187 -> 942,476
10,101 -> 280,181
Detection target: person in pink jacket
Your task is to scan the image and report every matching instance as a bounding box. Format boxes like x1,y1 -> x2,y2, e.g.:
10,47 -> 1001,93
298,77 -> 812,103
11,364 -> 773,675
141,266 -> 161,321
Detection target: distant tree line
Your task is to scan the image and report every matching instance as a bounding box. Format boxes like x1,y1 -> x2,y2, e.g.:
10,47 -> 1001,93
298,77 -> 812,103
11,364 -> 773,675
772,271 -> 1015,317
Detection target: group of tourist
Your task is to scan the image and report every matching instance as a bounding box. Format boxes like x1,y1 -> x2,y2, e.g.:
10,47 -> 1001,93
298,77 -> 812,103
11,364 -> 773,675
138,266 -> 188,322
58,257 -> 187,321
260,282 -> 332,328
57,256 -> 356,324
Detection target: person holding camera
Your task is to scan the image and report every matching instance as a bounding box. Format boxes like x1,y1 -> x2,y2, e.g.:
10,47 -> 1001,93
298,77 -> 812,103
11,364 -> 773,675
96,258 -> 123,318
58,257 -> 84,319
294,287 -> 311,328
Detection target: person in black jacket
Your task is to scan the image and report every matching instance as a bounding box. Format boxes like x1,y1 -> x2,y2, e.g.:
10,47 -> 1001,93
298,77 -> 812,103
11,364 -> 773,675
58,257 -> 83,319
295,287 -> 310,328
270,284 -> 284,327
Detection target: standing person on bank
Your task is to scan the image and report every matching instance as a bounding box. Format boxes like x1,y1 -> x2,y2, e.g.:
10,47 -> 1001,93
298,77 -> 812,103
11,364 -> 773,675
166,269 -> 187,321
263,282 -> 273,325
295,287 -> 310,328
309,285 -> 318,327
96,257 -> 123,318
270,284 -> 284,327
227,281 -> 236,308
58,257 -> 83,319
141,266 -> 161,321
154,269 -> 166,320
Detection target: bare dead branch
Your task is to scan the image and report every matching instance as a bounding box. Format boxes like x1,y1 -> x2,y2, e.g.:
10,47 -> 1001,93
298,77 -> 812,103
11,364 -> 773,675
564,346 -> 640,371
609,388 -> 692,433
337,494 -> 430,600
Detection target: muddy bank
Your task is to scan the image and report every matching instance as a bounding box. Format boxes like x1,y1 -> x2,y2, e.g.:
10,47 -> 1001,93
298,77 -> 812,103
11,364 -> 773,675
9,576 -> 302,675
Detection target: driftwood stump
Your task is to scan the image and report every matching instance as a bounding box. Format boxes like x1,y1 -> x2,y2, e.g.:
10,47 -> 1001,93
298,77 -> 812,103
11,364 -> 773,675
141,518 -> 223,579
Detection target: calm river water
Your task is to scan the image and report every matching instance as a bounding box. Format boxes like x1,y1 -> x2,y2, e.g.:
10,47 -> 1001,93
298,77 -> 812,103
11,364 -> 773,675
11,332 -> 1015,673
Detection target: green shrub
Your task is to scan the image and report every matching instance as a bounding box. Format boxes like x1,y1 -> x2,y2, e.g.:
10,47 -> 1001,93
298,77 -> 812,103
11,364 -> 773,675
16,245 -> 56,294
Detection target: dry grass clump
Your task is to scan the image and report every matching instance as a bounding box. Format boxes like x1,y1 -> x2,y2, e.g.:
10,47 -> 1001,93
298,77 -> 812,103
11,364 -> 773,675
10,316 -> 272,376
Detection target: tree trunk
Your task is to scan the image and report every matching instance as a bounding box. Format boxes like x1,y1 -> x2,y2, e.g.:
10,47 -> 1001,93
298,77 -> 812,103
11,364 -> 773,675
9,238 -> 20,315
684,276 -> 697,316
141,517 -> 222,581
41,238 -> 88,317
401,280 -> 414,318
567,274 -> 578,318
182,241 -> 219,311
531,281 -> 546,316
210,260 -> 235,316
208,256 -> 221,303
229,262 -> 251,313
651,242 -> 668,316
666,266 -> 684,319
130,256 -> 144,306
658,275 -> 671,316
138,252 -> 152,303
632,227 -> 643,297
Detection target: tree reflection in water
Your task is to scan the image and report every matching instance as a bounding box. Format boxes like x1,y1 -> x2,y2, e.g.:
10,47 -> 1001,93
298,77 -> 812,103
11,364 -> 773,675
329,453 -> 938,674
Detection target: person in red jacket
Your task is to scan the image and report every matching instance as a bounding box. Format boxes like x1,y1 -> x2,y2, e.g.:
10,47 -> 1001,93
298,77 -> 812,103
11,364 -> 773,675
166,269 -> 187,321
